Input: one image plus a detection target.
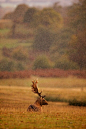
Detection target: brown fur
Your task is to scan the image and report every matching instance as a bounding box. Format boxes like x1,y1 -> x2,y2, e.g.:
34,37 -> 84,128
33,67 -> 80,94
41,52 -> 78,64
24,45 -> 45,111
27,80 -> 48,112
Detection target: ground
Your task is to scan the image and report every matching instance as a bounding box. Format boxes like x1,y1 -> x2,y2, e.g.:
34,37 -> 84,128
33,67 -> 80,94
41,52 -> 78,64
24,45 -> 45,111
0,77 -> 86,129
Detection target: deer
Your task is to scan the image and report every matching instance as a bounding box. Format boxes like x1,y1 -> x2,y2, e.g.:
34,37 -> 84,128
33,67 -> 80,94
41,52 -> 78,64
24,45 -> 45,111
27,80 -> 48,112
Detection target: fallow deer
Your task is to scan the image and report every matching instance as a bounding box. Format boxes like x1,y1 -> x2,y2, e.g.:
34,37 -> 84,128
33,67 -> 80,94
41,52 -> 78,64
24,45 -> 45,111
27,80 -> 48,112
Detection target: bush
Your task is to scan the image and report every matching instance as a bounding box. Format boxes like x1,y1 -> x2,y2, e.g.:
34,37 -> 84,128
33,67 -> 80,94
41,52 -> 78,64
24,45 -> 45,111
33,55 -> 51,69
0,58 -> 15,71
12,46 -> 28,61
54,56 -> 78,70
16,62 -> 25,71
0,58 -> 26,72
45,96 -> 67,102
46,96 -> 86,107
69,99 -> 86,106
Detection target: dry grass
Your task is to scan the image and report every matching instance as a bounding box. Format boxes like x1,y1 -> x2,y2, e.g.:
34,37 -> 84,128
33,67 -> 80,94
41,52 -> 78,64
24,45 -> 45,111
0,76 -> 86,88
0,78 -> 86,129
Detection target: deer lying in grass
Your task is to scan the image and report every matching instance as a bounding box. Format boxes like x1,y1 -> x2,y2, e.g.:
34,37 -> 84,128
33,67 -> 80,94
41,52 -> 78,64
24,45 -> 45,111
27,80 -> 48,112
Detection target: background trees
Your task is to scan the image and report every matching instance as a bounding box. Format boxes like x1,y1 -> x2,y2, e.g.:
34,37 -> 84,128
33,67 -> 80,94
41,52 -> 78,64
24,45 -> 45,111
3,4 -> 29,37
12,46 -> 29,61
67,0 -> 86,70
0,58 -> 15,71
24,7 -> 39,27
68,0 -> 86,31
33,26 -> 55,51
54,55 -> 78,70
33,55 -> 51,69
0,0 -> 86,71
24,7 -> 63,29
37,8 -> 63,29
12,4 -> 29,23
68,32 -> 86,70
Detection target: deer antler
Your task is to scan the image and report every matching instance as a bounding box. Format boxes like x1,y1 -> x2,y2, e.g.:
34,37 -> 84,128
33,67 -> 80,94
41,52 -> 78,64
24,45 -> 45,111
31,80 -> 42,97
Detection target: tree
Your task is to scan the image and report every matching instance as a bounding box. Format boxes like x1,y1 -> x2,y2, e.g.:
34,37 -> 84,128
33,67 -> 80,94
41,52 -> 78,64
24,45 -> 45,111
67,0 -> 86,70
13,4 -> 29,23
50,27 -> 74,55
3,4 -> 29,37
12,46 -> 28,61
33,55 -> 51,69
33,26 -> 55,51
24,7 -> 39,27
0,58 -> 15,71
38,8 -> 63,30
16,62 -> 25,71
68,0 -> 86,31
68,32 -> 86,70
24,7 -> 63,29
54,55 -> 78,70
3,4 -> 28,23
3,12 -> 14,20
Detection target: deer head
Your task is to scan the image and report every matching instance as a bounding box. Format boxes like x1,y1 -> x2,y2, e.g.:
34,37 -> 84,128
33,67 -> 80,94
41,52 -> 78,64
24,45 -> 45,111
32,80 -> 48,107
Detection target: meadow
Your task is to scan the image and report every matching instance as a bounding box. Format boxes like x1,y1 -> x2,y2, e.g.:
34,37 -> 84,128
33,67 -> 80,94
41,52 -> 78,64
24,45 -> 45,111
0,38 -> 32,49
0,77 -> 86,129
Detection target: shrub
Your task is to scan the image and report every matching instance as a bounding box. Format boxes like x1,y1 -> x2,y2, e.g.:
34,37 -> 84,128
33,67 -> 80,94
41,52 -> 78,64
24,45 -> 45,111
69,99 -> 86,106
45,96 -> 86,107
33,55 -> 51,69
16,62 -> 26,71
0,58 -> 15,71
54,56 -> 78,70
45,96 -> 67,102
0,58 -> 26,72
12,46 -> 28,61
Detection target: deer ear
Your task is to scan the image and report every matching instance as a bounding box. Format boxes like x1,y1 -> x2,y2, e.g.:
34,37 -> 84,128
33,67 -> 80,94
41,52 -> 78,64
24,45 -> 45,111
42,95 -> 46,98
32,80 -> 34,83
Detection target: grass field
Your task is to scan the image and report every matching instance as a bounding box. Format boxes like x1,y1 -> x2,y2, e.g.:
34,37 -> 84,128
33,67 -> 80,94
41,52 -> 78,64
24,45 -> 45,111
0,77 -> 86,129
0,38 -> 32,49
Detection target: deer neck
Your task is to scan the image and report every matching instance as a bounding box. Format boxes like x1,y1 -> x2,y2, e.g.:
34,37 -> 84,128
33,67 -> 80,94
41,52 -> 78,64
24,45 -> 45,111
34,101 -> 42,107
34,101 -> 42,112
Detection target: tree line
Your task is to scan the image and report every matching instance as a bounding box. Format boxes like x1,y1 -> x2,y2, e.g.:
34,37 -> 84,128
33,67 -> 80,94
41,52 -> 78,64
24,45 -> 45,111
1,0 -> 86,71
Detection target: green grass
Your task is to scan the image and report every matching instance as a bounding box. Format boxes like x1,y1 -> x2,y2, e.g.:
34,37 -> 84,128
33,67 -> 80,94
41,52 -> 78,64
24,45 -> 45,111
0,28 -> 10,35
0,38 -> 19,48
0,38 -> 32,49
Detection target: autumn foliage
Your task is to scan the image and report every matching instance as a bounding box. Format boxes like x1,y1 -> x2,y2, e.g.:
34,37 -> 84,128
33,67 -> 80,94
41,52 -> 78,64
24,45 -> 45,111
0,69 -> 86,79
